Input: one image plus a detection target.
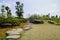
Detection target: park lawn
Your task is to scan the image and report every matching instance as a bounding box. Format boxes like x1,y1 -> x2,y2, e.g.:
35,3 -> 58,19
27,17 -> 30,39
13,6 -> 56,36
0,23 -> 25,39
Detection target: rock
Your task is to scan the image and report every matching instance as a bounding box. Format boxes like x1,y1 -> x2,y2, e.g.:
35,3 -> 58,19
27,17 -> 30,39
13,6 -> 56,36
12,29 -> 17,31
7,32 -> 20,35
6,35 -> 20,40
6,31 -> 14,34
48,20 -> 55,24
16,28 -> 23,33
32,20 -> 44,24
6,28 -> 23,36
6,28 -> 23,40
23,25 -> 31,30
1,23 -> 12,27
6,31 -> 17,35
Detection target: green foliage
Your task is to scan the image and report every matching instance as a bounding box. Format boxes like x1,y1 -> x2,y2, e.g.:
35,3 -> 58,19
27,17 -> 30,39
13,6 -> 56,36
42,15 -> 49,20
1,5 -> 5,18
16,1 -> 24,18
16,2 -> 20,5
5,6 -> 12,18
0,18 -> 20,26
29,14 -> 60,25
0,2 -> 27,28
50,16 -> 60,24
10,18 -> 20,26
29,14 -> 50,21
5,6 -> 9,11
0,17 -> 27,27
19,18 -> 27,23
1,5 -> 5,13
48,20 -> 55,24
49,15 -> 60,25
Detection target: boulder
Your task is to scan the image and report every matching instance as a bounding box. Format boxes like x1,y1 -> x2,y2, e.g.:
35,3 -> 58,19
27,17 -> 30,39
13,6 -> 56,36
1,23 -> 12,28
32,20 -> 44,24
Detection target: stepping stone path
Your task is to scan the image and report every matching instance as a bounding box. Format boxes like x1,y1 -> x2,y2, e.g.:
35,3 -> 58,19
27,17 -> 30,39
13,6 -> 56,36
6,28 -> 23,40
6,22 -> 31,40
23,25 -> 31,30
23,21 -> 31,30
6,28 -> 23,36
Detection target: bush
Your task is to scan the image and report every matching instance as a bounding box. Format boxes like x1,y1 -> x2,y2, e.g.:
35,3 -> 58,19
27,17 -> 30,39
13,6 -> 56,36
0,17 -> 27,28
0,18 -> 20,27
48,20 -> 55,24
10,18 -> 20,26
19,18 -> 27,23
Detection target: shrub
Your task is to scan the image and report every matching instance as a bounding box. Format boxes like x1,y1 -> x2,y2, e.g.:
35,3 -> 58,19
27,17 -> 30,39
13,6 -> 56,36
0,18 -> 20,27
10,18 -> 20,26
0,17 -> 27,28
19,18 -> 27,23
48,20 -> 55,24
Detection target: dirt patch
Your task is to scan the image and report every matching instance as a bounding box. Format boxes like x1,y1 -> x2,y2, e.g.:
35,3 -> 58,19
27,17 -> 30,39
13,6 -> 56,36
21,23 -> 60,40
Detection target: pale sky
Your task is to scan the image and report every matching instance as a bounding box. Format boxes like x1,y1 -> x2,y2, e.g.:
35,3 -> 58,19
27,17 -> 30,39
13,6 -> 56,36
0,0 -> 60,18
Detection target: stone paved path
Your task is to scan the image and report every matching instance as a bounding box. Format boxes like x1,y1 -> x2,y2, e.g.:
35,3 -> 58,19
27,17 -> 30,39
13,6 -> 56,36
6,22 -> 31,40
21,23 -> 60,40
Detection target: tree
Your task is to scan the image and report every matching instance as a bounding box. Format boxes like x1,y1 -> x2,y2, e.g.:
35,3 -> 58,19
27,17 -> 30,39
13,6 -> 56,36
51,16 -> 55,21
48,13 -> 50,18
55,15 -> 59,24
5,6 -> 12,18
1,5 -> 5,18
42,15 -> 49,20
16,2 -> 24,18
51,15 -> 59,24
56,15 -> 58,18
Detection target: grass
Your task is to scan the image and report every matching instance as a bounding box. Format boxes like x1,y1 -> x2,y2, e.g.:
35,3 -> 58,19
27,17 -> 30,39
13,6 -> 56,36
0,23 -> 26,39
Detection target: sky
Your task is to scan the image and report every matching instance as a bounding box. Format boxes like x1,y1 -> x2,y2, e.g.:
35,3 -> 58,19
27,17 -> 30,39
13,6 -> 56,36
0,0 -> 60,18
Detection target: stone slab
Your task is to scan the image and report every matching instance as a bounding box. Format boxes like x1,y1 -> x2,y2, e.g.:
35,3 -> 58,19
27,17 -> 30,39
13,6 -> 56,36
6,35 -> 20,39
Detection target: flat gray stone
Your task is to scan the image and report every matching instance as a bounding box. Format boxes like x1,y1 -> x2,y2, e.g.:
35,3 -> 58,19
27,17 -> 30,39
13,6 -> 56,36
12,29 -> 17,31
16,28 -> 23,33
6,35 -> 20,39
6,31 -> 21,35
23,25 -> 31,30
6,31 -> 15,34
6,28 -> 23,35
7,32 -> 20,35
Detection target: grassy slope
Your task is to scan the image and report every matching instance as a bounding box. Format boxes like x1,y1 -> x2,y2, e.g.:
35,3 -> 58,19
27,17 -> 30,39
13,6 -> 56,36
21,22 -> 60,40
